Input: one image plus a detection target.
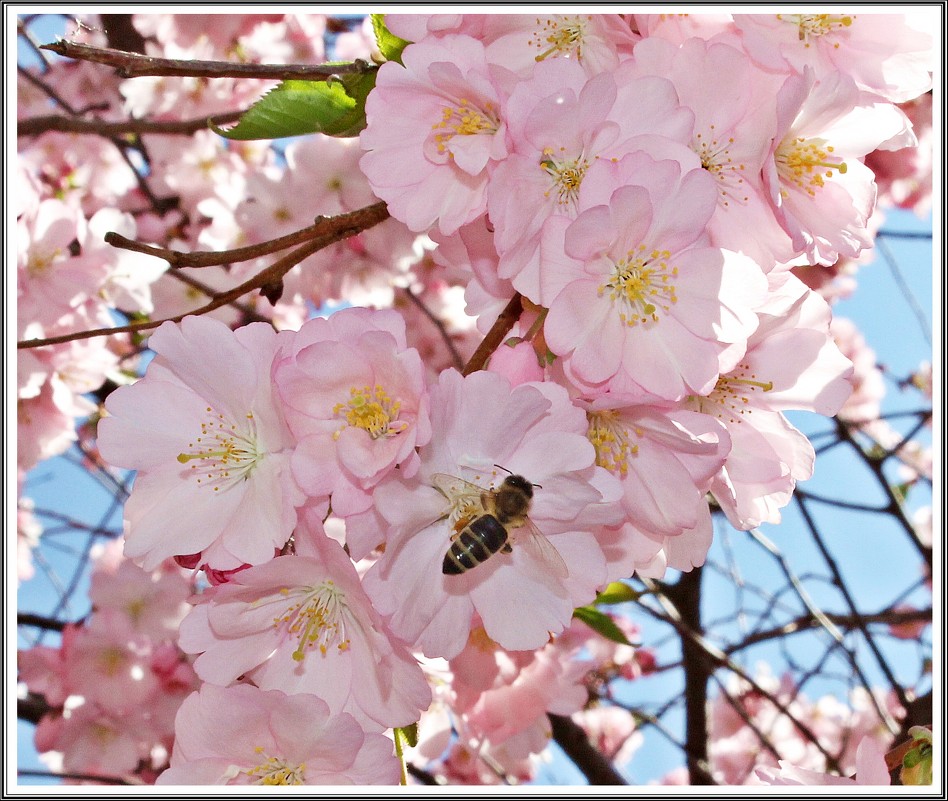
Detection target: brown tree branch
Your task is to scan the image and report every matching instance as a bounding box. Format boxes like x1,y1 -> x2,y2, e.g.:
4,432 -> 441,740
724,607 -> 933,654
18,110 -> 244,138
669,568 -> 715,785
548,714 -> 627,785
40,39 -> 376,81
17,203 -> 390,350
104,213 -> 358,269
637,577 -> 845,774
17,613 -> 69,632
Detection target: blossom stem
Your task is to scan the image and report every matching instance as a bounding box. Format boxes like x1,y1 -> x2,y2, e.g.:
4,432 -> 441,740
462,293 -> 523,376
393,727 -> 408,787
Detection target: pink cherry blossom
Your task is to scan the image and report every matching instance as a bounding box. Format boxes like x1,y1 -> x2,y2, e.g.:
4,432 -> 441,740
573,704 -> 643,766
360,34 -> 508,235
383,14 -> 472,44
480,14 -> 639,78
628,35 -> 797,269
585,401 -> 730,577
35,701 -> 150,776
488,57 -> 694,302
543,152 -> 768,401
156,683 -> 399,785
450,626 -> 589,751
831,316 -> 885,424
274,306 -> 430,520
363,369 -> 622,659
755,735 -> 891,786
686,272 -> 853,529
764,69 -> 915,265
734,12 -> 933,104
88,554 -> 191,641
97,315 -> 305,571
64,612 -> 161,714
178,518 -> 431,730
17,199 -> 93,328
866,92 -> 933,215
631,12 -> 734,43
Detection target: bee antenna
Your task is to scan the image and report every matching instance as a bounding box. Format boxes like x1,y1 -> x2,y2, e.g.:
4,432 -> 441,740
494,464 -> 541,490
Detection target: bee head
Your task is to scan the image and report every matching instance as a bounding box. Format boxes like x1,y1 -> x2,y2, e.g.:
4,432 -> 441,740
502,474 -> 534,498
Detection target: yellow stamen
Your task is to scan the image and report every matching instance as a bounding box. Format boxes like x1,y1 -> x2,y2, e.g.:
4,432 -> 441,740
587,410 -> 640,478
598,244 -> 679,328
776,136 -> 848,198
777,13 -> 854,47
333,385 -> 407,441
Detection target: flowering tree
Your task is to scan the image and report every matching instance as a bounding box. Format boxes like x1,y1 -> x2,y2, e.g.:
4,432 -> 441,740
15,11 -> 936,789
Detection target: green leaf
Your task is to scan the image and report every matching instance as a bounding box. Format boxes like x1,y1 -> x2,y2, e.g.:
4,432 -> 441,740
901,727 -> 933,785
573,606 -> 632,646
371,14 -> 411,62
395,723 -> 418,749
214,71 -> 376,141
594,581 -> 640,605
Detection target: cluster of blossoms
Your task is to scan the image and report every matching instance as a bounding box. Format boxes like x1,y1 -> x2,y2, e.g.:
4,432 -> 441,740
17,11 -> 933,786
17,542 -> 198,780
660,669 -> 904,786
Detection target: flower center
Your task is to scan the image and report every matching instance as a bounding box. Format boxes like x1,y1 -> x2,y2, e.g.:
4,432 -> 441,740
541,148 -> 590,209
245,749 -> 306,786
598,245 -> 679,327
97,646 -> 128,677
176,407 -> 262,492
776,136 -> 848,198
26,248 -> 62,277
431,99 -> 499,157
687,365 -> 774,424
529,15 -> 591,62
694,126 -> 748,209
273,580 -> 352,663
776,13 -> 853,46
332,384 -> 407,441
586,410 -> 639,478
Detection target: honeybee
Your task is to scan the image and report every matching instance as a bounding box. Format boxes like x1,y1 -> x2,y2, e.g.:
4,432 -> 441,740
431,472 -> 569,578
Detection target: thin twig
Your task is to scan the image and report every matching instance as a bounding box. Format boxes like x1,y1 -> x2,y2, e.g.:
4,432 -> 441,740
17,613 -> 69,632
875,234 -> 933,347
724,607 -> 932,653
400,285 -> 464,372
105,214 -> 355,269
637,578 -> 844,773
17,64 -> 77,114
41,39 -> 376,81
164,268 -> 272,324
794,495 -> 911,725
17,769 -> 135,786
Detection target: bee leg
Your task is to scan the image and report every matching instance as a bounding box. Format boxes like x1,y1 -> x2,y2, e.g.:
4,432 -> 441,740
500,543 -> 513,554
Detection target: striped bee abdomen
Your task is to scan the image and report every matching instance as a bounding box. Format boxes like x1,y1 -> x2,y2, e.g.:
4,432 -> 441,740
442,514 -> 510,575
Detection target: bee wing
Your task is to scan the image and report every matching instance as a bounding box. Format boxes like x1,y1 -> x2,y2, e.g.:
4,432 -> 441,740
515,517 -> 569,580
430,473 -> 489,505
